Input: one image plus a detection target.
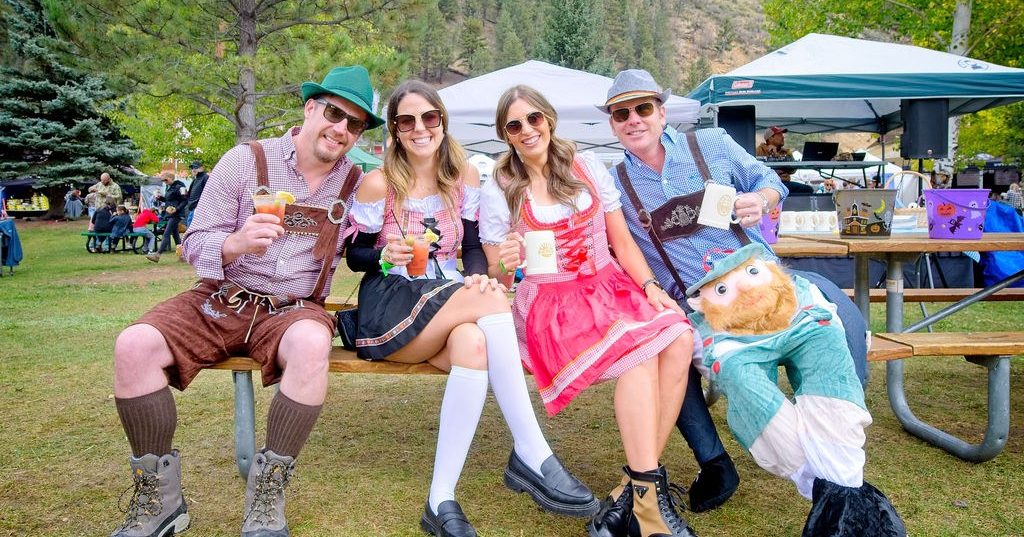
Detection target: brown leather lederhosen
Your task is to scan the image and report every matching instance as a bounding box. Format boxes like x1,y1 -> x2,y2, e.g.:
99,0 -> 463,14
617,131 -> 750,296
236,140 -> 361,302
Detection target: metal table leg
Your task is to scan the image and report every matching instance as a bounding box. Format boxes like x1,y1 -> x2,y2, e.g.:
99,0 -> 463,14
233,370 -> 256,479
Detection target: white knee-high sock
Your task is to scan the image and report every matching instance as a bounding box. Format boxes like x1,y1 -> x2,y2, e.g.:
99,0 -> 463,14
477,312 -> 553,475
428,365 -> 488,513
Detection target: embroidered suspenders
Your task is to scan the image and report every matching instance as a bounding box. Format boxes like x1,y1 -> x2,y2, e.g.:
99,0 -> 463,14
616,131 -> 751,295
245,141 -> 361,300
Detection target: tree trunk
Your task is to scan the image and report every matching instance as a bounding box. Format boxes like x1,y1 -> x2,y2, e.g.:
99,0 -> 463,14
940,0 -> 972,171
236,0 -> 259,143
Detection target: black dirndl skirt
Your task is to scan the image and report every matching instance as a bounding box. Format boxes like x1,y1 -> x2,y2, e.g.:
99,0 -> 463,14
353,271 -> 463,360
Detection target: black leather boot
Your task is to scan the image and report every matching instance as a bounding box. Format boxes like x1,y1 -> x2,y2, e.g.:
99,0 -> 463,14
688,452 -> 739,513
626,465 -> 698,537
587,469 -> 634,537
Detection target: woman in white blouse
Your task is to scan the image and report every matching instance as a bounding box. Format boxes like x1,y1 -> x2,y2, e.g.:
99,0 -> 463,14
479,85 -> 698,537
343,80 -> 597,537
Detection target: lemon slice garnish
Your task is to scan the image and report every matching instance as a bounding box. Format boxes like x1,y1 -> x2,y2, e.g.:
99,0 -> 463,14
423,229 -> 440,244
275,191 -> 296,204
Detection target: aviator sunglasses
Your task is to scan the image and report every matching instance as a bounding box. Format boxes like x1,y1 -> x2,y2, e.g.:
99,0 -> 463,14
504,111 -> 548,136
610,101 -> 656,123
313,98 -> 368,134
394,109 -> 443,132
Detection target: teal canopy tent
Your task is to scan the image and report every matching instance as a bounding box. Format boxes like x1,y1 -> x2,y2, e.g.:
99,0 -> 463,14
687,33 -> 1024,135
348,146 -> 382,172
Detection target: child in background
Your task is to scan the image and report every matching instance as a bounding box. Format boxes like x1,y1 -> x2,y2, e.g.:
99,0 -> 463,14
108,205 -> 134,252
133,207 -> 160,255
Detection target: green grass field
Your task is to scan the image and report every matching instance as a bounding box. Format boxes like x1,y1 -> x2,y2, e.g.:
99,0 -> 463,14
1,220 -> 1022,536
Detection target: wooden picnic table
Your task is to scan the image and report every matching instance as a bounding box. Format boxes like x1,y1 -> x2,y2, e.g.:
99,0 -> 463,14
782,232 -> 1024,461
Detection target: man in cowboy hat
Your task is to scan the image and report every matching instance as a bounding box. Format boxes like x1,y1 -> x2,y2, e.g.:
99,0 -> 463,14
588,67 -> 869,528
109,65 -> 384,537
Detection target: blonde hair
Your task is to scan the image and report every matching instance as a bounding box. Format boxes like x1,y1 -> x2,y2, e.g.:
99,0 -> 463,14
493,85 -> 584,226
382,80 -> 465,215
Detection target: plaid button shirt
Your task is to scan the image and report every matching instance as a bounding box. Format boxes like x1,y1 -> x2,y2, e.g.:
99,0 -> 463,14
182,127 -> 357,298
610,126 -> 789,301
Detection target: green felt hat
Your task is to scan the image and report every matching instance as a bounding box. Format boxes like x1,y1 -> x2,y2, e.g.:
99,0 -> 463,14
300,65 -> 384,129
685,243 -> 766,297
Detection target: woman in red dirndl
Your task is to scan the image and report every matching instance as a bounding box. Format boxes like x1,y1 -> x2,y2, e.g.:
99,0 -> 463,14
480,85 -> 698,537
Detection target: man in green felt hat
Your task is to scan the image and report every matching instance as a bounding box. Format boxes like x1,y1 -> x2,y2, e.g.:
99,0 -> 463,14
109,65 -> 383,537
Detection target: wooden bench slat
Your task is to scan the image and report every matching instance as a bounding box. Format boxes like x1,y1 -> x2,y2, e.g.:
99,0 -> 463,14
866,335 -> 914,362
842,287 -> 1024,303
210,348 -> 445,375
876,332 -> 1024,357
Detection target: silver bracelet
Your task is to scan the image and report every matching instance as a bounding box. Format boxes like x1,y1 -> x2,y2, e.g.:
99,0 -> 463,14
641,278 -> 662,292
754,191 -> 770,213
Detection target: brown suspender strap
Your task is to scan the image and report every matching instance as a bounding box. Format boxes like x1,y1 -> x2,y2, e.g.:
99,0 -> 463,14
683,132 -> 752,247
246,141 -> 270,188
245,140 -> 361,301
308,164 -> 362,301
616,161 -> 689,298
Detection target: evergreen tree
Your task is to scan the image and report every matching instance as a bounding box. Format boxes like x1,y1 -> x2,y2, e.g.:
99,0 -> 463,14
0,0 -> 138,214
494,7 -> 526,68
537,0 -> 603,71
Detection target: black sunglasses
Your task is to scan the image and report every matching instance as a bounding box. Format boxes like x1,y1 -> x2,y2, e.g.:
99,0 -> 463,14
313,98 -> 368,134
394,109 -> 443,133
610,101 -> 657,123
504,111 -> 547,136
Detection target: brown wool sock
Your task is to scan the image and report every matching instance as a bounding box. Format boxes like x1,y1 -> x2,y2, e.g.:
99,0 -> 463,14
265,392 -> 322,458
115,387 -> 177,458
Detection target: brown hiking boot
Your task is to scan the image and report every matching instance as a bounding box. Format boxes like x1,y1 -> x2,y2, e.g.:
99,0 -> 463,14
241,449 -> 294,537
626,465 -> 697,537
110,450 -> 190,537
146,252 -> 160,263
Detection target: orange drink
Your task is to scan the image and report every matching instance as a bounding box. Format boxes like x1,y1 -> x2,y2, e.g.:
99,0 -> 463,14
253,194 -> 286,224
407,236 -> 429,277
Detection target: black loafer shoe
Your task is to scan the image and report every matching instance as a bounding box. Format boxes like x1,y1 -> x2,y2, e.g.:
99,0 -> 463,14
689,452 -> 740,513
420,501 -> 477,537
504,451 -> 600,517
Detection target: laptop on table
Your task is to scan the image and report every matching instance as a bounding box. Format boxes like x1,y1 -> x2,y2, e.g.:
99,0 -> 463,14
800,141 -> 840,161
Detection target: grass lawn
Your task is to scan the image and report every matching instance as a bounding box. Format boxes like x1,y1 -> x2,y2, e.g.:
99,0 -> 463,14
1,219 -> 1022,536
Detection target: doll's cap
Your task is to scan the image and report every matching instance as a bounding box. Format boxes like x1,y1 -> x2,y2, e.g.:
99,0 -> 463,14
685,243 -> 765,297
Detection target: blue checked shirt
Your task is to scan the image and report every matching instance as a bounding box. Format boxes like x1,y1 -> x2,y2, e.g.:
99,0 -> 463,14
611,126 -> 789,301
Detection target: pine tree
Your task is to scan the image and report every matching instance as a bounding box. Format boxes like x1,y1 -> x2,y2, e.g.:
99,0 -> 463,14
494,7 -> 527,68
537,0 -> 604,71
0,0 -> 139,215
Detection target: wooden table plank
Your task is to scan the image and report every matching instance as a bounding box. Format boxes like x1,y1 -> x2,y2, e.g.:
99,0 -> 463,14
830,232 -> 1024,254
773,235 -> 849,257
876,332 -> 1024,356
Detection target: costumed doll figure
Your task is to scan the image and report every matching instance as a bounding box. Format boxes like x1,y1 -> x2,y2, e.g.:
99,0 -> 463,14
685,243 -> 905,537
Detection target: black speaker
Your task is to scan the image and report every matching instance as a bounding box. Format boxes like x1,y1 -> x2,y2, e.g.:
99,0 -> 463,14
718,105 -> 756,155
900,99 -> 948,158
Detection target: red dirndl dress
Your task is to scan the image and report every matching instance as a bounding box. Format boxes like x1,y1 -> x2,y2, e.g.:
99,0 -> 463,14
512,157 -> 691,415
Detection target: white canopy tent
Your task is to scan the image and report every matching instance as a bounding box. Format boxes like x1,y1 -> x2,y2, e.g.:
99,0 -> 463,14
688,33 -> 1024,135
438,60 -> 700,156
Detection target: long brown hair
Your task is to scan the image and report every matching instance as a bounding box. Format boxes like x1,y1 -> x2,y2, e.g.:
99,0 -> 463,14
382,80 -> 465,213
493,85 -> 585,225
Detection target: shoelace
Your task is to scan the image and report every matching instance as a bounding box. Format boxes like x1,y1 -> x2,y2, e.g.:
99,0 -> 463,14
243,459 -> 293,526
116,471 -> 162,530
658,481 -> 691,532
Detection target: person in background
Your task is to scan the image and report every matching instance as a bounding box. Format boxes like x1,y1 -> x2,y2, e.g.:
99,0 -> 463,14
186,161 -> 208,226
756,127 -> 813,194
108,64 -> 380,537
64,187 -> 84,220
601,67 -> 870,518
132,206 -> 160,254
345,80 -> 598,537
147,172 -> 189,262
88,172 -> 123,218
108,205 -> 134,251
483,85 -> 698,537
91,198 -> 115,252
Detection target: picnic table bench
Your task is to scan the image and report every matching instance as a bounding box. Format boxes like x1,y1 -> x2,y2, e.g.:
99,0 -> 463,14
80,231 -> 149,254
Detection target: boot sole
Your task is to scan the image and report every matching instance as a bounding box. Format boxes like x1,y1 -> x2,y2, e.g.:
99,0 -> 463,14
419,515 -> 437,536
503,470 -> 601,518
166,511 -> 190,535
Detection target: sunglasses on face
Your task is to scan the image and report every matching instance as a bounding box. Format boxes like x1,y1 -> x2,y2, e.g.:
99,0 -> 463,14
504,111 -> 547,136
314,98 -> 368,134
610,101 -> 657,123
394,109 -> 443,133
